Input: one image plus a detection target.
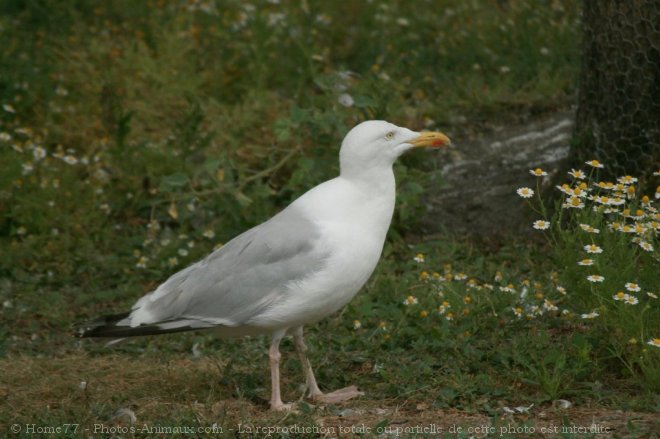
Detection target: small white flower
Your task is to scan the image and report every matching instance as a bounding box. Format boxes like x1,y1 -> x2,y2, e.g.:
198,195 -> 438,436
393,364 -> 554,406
587,274 -> 604,283
353,320 -> 362,330
454,272 -> 468,281
577,259 -> 594,266
3,104 -> 16,113
413,253 -> 425,263
579,224 -> 600,233
499,284 -> 516,293
585,160 -> 604,169
167,257 -> 179,267
617,175 -> 637,185
584,244 -> 603,254
638,241 -> 654,252
562,197 -> 585,209
403,295 -> 418,306
135,256 -> 149,268
55,85 -> 69,96
203,229 -> 215,239
0,132 -> 11,142
63,155 -> 78,165
516,187 -> 534,198
568,169 -> 586,179
499,66 -> 511,74
647,292 -> 658,299
396,17 -> 410,26
581,311 -> 599,319
529,168 -> 548,177
623,295 -> 639,305
338,93 -> 354,107
21,162 -> 34,175
646,338 -> 660,348
33,146 -> 47,160
543,299 -> 558,312
178,248 -> 189,257
625,282 -> 641,292
613,291 -> 628,301
533,220 -> 550,230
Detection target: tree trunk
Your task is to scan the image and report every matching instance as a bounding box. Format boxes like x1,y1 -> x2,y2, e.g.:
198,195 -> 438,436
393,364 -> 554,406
574,0 -> 660,179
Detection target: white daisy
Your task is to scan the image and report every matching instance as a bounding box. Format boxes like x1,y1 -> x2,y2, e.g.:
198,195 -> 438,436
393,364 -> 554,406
625,282 -> 641,292
581,311 -> 599,319
584,244 -> 603,254
516,187 -> 534,198
623,295 -> 639,305
529,168 -> 548,177
403,295 -> 418,306
533,220 -> 550,230
568,169 -> 586,179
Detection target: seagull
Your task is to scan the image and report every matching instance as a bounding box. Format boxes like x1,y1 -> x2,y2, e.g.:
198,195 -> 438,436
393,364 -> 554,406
78,120 -> 451,410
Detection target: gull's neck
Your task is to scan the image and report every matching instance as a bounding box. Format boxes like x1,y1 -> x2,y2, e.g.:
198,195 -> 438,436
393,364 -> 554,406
339,164 -> 396,196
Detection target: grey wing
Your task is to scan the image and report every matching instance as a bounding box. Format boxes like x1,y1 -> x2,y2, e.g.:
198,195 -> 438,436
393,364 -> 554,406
125,205 -> 328,329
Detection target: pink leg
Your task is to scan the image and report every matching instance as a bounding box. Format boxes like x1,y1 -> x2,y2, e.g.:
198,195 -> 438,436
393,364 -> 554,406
293,326 -> 322,398
293,326 -> 364,404
269,330 -> 291,411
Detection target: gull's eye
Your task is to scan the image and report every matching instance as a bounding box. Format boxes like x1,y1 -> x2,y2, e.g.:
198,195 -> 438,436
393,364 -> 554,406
385,131 -> 395,140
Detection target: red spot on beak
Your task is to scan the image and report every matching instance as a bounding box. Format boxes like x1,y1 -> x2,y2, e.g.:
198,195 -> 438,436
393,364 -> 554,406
432,139 -> 446,147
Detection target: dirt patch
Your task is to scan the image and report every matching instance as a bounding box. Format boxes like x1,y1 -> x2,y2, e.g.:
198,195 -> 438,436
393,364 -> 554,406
2,354 -> 657,437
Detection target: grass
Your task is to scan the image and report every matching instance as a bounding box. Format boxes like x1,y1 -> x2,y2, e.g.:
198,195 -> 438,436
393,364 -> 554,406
1,0 -> 659,437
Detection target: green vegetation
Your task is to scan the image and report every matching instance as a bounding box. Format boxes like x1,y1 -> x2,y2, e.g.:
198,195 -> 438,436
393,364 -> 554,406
1,0 -> 658,437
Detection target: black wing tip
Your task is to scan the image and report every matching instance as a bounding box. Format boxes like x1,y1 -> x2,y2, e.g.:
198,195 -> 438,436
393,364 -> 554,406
75,311 -> 131,338
75,312 -> 213,338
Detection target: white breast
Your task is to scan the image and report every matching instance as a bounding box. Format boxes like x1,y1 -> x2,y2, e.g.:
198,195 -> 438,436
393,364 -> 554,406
247,173 -> 396,330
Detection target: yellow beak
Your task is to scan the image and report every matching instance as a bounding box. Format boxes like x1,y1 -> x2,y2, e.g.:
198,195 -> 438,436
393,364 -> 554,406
409,131 -> 451,148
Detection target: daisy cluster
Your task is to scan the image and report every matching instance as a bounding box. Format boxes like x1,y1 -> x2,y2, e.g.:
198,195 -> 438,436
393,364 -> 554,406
404,256 -> 571,326
516,161 -> 659,349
